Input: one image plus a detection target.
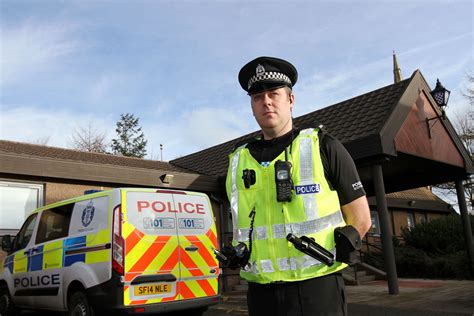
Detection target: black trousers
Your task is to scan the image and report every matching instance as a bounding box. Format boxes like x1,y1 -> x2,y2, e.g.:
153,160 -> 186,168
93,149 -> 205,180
247,274 -> 347,316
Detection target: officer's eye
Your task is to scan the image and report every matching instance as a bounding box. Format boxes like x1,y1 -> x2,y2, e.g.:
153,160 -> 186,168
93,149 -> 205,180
252,94 -> 263,102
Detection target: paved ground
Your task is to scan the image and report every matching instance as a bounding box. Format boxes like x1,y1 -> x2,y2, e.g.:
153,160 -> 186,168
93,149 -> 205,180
207,278 -> 474,316
17,278 -> 474,315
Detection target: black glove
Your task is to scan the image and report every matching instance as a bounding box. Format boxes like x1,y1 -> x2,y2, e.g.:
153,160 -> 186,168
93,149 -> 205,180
214,243 -> 250,269
334,225 -> 361,265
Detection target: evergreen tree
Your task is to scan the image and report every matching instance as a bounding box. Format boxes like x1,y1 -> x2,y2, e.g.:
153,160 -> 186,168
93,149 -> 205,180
111,113 -> 148,158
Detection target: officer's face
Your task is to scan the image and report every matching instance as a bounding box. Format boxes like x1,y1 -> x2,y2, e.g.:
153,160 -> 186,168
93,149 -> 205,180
250,87 -> 294,139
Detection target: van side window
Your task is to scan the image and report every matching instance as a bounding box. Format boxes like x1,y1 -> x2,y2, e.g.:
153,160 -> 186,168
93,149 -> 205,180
36,204 -> 74,244
13,213 -> 38,251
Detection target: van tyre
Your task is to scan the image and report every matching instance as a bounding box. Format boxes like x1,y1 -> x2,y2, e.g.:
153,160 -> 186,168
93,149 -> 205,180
0,285 -> 17,316
68,291 -> 94,316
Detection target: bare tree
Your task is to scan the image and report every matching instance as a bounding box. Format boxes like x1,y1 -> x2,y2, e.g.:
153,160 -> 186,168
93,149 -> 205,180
32,136 -> 51,146
462,73 -> 474,107
434,74 -> 473,211
71,122 -> 108,153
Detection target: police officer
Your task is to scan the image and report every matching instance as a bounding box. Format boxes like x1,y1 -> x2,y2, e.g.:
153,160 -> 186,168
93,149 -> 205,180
225,57 -> 372,315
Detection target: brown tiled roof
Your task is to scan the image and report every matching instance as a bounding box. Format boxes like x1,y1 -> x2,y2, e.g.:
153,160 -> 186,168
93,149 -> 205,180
386,187 -> 444,202
368,187 -> 453,213
0,140 -> 191,174
171,78 -> 411,177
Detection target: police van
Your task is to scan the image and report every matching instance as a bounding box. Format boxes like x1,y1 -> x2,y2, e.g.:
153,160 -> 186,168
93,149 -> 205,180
0,188 -> 220,315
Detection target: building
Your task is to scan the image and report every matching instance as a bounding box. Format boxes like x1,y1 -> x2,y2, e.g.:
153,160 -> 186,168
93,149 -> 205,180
0,140 -> 219,236
1,67 -> 472,293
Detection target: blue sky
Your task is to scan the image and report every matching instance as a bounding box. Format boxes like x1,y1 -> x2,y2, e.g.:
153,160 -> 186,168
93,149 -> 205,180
0,0 -> 472,161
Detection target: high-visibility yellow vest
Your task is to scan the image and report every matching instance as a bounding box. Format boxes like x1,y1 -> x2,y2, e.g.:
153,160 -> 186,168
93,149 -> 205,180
226,128 -> 347,284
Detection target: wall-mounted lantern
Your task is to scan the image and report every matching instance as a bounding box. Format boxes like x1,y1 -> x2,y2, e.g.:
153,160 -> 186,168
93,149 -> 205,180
426,79 -> 451,138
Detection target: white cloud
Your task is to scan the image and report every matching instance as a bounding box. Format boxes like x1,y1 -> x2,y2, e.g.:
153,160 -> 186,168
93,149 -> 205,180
0,105 -> 114,148
0,20 -> 82,87
295,56 -> 391,115
143,105 -> 257,160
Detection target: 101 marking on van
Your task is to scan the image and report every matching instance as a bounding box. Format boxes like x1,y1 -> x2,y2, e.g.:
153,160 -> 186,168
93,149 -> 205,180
143,217 -> 175,229
142,217 -> 205,230
179,218 -> 204,229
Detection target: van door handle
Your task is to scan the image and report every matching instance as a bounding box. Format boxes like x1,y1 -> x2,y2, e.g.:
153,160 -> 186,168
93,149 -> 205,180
185,245 -> 199,252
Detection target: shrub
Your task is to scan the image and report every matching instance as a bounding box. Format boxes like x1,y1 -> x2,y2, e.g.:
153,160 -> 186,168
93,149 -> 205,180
363,214 -> 474,280
401,214 -> 472,255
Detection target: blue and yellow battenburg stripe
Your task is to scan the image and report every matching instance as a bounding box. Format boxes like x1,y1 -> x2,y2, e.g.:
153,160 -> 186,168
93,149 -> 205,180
2,230 -> 110,273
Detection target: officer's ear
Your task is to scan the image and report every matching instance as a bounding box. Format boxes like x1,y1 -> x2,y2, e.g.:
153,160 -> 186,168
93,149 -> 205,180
289,93 -> 295,110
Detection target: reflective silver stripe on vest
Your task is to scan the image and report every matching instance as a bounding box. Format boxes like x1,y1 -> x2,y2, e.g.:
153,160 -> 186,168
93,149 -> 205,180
277,247 -> 337,271
260,259 -> 275,273
236,228 -> 250,242
256,226 -> 268,240
254,247 -> 337,274
273,210 -> 344,239
299,128 -> 318,220
235,226 -> 268,243
242,260 -> 260,274
236,210 -> 343,242
230,148 -> 243,241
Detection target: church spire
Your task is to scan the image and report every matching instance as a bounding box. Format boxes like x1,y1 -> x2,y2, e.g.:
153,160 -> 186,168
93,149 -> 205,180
393,51 -> 403,83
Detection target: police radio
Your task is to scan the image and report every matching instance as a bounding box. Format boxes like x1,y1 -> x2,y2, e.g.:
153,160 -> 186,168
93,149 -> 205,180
275,148 -> 293,202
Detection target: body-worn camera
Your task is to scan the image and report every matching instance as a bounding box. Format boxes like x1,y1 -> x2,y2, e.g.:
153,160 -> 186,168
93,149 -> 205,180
287,233 -> 334,266
242,169 -> 256,189
212,242 -> 250,269
275,160 -> 293,202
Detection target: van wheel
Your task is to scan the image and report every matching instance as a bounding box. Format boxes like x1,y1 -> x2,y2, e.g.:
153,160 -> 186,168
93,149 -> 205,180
68,291 -> 94,316
0,285 -> 17,316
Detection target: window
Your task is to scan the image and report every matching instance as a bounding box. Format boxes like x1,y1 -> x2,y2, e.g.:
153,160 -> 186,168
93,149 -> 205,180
0,181 -> 44,234
369,210 -> 380,235
407,213 -> 416,230
13,213 -> 38,251
420,213 -> 428,225
36,204 -> 74,244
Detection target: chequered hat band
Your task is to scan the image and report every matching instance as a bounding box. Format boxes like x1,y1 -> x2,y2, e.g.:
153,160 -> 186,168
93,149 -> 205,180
247,71 -> 292,90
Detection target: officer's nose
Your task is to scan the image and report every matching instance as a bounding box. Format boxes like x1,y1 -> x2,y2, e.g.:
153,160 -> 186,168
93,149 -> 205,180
262,93 -> 272,106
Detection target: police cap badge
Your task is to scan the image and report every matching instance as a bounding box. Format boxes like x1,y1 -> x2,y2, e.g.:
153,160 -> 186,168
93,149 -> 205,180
238,56 -> 298,94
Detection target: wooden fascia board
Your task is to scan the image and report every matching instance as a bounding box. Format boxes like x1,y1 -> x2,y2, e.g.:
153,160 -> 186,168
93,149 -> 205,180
385,70 -> 472,175
443,116 -> 474,174
378,71 -> 422,156
409,71 -> 472,174
0,153 -> 220,192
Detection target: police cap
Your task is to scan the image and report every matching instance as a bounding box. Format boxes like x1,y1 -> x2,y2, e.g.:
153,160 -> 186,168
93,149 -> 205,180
238,56 -> 298,94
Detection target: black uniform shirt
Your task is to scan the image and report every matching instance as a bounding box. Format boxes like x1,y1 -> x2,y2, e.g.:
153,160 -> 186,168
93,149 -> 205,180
246,128 -> 365,205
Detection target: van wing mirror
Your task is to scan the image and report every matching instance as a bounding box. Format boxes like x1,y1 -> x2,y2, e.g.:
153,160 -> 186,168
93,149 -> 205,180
1,235 -> 13,252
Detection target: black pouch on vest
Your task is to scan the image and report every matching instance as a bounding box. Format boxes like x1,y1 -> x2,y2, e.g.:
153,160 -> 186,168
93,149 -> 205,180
334,225 -> 362,265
